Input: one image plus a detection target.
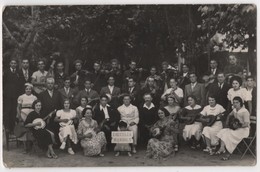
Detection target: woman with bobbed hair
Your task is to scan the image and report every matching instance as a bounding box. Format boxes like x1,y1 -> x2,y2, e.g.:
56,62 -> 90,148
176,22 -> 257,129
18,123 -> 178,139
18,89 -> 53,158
216,96 -> 250,160
24,100 -> 58,158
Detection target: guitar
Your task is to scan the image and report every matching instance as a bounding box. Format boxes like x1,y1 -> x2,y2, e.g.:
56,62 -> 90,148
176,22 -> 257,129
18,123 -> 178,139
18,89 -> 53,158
196,112 -> 225,126
228,115 -> 242,130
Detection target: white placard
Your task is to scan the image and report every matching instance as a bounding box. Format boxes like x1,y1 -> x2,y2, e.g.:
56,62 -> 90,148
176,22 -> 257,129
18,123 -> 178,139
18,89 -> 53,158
111,131 -> 133,143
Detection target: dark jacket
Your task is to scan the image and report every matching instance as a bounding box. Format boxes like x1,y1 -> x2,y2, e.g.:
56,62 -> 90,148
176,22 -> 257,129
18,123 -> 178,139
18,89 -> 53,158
208,82 -> 230,110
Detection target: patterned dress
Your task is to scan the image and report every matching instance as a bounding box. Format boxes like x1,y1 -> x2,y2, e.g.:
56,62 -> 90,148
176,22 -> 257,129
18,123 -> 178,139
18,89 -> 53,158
77,119 -> 107,156
146,117 -> 178,159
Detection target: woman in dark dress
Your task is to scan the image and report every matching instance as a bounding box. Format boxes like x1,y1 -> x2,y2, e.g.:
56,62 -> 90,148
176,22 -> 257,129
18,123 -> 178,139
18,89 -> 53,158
24,100 -> 58,159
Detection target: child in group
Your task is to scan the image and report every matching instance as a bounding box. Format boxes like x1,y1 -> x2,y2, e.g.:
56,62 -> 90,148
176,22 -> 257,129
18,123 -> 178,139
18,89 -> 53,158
54,99 -> 78,155
114,121 -> 132,157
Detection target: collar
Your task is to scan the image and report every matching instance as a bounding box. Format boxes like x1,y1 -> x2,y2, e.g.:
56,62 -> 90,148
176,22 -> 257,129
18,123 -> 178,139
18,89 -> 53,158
234,107 -> 248,113
143,103 -> 155,110
108,85 -> 114,88
47,89 -> 53,93
64,87 -> 70,90
85,88 -> 91,92
22,68 -> 28,72
123,104 -> 132,108
191,82 -> 197,86
100,104 -> 110,110
10,67 -> 16,72
185,104 -> 201,110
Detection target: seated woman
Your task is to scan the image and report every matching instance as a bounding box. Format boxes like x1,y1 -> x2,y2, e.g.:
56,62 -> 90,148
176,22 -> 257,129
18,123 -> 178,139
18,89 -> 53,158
164,95 -> 181,151
77,107 -> 107,157
17,83 -> 38,153
216,96 -> 250,160
201,95 -> 226,155
180,95 -> 203,149
54,99 -> 78,155
146,108 -> 178,159
24,100 -> 58,159
75,97 -> 92,128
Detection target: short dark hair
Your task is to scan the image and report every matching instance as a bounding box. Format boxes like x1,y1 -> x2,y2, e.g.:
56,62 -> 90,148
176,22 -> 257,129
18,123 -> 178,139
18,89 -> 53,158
246,75 -> 254,81
123,94 -> 131,100
233,96 -> 243,107
80,96 -> 89,103
118,121 -> 127,128
100,94 -> 109,100
32,100 -> 41,110
230,76 -> 242,86
84,79 -> 92,83
82,107 -> 93,117
186,95 -> 197,103
158,107 -> 170,117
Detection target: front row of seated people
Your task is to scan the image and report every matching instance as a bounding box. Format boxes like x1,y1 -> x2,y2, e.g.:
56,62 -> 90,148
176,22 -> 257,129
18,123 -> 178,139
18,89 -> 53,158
24,93 -> 250,161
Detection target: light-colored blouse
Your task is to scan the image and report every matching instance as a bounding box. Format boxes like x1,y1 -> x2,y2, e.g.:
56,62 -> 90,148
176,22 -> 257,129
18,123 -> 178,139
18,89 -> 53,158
117,104 -> 139,125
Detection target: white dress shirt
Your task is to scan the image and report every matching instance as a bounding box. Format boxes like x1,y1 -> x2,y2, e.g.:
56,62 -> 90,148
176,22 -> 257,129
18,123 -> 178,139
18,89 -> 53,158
100,104 -> 110,119
108,85 -> 114,94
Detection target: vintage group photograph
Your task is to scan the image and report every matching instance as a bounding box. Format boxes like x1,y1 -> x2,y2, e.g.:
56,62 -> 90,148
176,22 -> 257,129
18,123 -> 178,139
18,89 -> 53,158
1,4 -> 257,167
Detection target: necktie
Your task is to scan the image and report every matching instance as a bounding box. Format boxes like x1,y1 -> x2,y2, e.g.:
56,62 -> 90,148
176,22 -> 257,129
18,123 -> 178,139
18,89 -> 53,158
24,70 -> 28,81
129,87 -> 132,93
219,83 -> 222,89
65,88 -> 69,95
12,69 -> 15,73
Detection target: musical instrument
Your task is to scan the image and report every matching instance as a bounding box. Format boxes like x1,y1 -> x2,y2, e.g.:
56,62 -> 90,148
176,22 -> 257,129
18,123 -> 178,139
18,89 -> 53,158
228,115 -> 242,130
33,118 -> 46,130
196,112 -> 224,126
59,119 -> 73,127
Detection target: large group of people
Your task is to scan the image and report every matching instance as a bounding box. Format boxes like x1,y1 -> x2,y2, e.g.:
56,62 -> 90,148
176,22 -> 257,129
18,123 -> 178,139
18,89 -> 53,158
3,54 -> 256,161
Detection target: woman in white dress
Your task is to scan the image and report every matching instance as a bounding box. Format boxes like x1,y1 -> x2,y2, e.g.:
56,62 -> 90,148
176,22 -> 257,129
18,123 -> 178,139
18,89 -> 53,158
16,83 -> 38,153
216,96 -> 250,160
201,95 -> 226,155
227,76 -> 251,111
54,99 -> 78,155
180,95 -> 203,149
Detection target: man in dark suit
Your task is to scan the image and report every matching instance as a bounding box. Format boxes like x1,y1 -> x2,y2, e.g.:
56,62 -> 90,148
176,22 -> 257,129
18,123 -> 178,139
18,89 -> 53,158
3,58 -> 20,133
184,73 -> 206,107
205,59 -> 221,83
178,64 -> 191,91
90,61 -> 106,93
70,60 -> 88,90
38,77 -> 62,144
93,95 -> 120,149
100,75 -> 121,108
122,77 -> 141,106
208,72 -> 230,110
18,58 -> 33,94
74,79 -> 99,107
54,62 -> 68,90
58,77 -> 78,109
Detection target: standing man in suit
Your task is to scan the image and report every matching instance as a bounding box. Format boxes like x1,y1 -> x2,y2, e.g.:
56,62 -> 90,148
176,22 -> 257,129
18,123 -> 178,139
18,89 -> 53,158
206,59 -> 221,84
18,58 -> 32,95
70,60 -> 87,90
54,62 -> 68,90
58,77 -> 78,109
208,72 -> 230,110
74,79 -> 99,107
100,75 -> 121,108
178,64 -> 191,91
184,73 -> 206,107
122,77 -> 140,106
3,58 -> 20,133
93,95 -> 120,149
91,61 -> 106,93
38,77 -> 62,144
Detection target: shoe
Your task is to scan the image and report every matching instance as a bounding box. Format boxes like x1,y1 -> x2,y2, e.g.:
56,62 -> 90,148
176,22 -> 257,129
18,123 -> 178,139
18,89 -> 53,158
99,153 -> 105,157
203,147 -> 211,152
128,152 -> 132,157
115,152 -> 120,157
190,145 -> 196,149
68,148 -> 75,155
132,147 -> 137,154
60,142 -> 66,150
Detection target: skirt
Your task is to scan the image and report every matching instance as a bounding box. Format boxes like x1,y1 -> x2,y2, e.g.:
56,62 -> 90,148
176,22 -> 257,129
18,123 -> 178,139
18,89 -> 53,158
183,122 -> 203,141
81,132 -> 107,156
146,138 -> 174,159
59,125 -> 78,144
18,109 -> 34,142
216,127 -> 249,154
202,121 -> 223,146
